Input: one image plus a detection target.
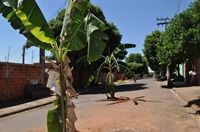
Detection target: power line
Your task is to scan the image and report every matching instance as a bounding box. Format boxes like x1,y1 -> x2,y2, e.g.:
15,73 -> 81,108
183,0 -> 190,9
177,0 -> 183,13
156,0 -> 160,18
47,0 -> 67,21
169,0 -> 178,17
162,0 -> 167,17
0,46 -> 23,61
9,46 -> 23,59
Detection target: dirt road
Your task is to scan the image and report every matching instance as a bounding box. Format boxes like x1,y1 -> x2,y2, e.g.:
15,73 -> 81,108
1,78 -> 200,132
75,78 -> 200,132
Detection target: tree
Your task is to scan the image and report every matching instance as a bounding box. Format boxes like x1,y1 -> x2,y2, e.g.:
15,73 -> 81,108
85,44 -> 136,99
48,3 -> 123,86
126,53 -> 148,77
0,0 -> 108,131
48,4 -> 123,60
143,30 -> 165,72
158,0 -> 200,66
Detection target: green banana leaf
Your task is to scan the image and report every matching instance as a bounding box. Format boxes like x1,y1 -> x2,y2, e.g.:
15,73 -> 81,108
60,0 -> 108,62
112,43 -> 136,56
47,108 -> 63,132
0,0 -> 55,50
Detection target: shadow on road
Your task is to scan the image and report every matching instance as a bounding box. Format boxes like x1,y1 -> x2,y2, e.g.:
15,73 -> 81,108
132,96 -> 163,105
184,98 -> 200,115
160,84 -> 195,89
0,95 -> 53,109
81,83 -> 148,95
161,85 -> 172,89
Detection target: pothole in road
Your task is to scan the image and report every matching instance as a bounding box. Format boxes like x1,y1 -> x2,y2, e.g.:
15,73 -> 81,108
96,96 -> 131,105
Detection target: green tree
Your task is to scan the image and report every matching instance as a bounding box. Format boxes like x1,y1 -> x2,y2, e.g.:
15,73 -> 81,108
0,0 -> 108,131
48,3 -> 123,86
143,30 -> 165,72
159,0 -> 200,66
126,53 -> 148,77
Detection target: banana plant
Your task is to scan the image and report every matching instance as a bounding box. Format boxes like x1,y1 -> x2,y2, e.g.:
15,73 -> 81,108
0,0 -> 108,131
84,44 -> 136,98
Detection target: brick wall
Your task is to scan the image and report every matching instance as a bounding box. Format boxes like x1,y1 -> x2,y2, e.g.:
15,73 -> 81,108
0,62 -> 127,101
0,62 -> 42,101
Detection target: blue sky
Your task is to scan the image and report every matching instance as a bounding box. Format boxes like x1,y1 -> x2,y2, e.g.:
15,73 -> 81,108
0,0 -> 194,64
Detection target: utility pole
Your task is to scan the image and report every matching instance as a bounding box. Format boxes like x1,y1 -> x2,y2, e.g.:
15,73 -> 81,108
5,47 -> 11,101
157,17 -> 170,29
40,49 -> 45,85
157,17 -> 171,86
22,46 -> 25,64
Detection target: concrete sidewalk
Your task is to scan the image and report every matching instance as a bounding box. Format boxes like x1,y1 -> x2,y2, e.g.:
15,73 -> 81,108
0,87 -> 92,118
0,81 -> 200,118
172,86 -> 200,114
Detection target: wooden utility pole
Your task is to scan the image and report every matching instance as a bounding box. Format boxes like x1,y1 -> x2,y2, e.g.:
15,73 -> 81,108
5,47 -> 11,101
157,17 -> 170,86
157,17 -> 170,29
40,49 -> 45,85
22,46 -> 25,64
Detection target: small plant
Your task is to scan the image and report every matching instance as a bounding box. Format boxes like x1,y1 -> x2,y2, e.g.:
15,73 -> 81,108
85,44 -> 136,99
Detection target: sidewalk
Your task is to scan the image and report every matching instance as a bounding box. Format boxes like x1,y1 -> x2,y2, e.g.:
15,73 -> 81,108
0,85 -> 103,118
0,81 -> 200,118
172,85 -> 200,114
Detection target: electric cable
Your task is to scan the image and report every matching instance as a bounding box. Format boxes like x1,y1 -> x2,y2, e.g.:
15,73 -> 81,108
47,0 -> 67,21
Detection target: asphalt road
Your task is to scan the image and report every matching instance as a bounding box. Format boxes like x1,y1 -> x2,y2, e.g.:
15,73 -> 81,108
0,78 -> 200,132
0,103 -> 54,132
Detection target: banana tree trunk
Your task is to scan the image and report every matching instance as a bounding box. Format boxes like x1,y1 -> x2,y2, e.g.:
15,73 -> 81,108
105,73 -> 115,98
46,57 -> 78,132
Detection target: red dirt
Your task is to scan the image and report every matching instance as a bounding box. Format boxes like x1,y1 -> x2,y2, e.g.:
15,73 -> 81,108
104,97 -> 130,103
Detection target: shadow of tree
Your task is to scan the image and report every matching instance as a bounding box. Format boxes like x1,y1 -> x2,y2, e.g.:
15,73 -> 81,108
196,110 -> 200,115
81,83 -> 148,95
161,85 -> 172,89
161,84 -> 195,89
184,98 -> 200,108
132,96 -> 163,105
184,98 -> 200,115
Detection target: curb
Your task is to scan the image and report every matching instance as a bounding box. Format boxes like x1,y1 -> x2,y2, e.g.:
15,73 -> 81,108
0,90 -> 89,118
0,96 -> 55,118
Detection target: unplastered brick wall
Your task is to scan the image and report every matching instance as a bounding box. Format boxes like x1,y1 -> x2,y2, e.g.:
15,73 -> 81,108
0,62 -> 42,101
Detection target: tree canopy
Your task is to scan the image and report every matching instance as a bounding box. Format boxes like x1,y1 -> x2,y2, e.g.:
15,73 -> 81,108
158,0 -> 200,66
48,2 -> 123,72
143,0 -> 200,75
143,30 -> 165,72
126,53 -> 148,76
47,2 -> 125,87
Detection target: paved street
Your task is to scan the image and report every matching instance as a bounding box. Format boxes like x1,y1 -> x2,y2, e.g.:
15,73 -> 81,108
0,78 -> 200,132
0,104 -> 53,132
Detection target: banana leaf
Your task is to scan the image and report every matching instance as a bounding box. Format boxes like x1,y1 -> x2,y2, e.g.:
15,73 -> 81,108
0,0 -> 55,50
60,0 -> 108,62
47,108 -> 63,132
112,43 -> 136,56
